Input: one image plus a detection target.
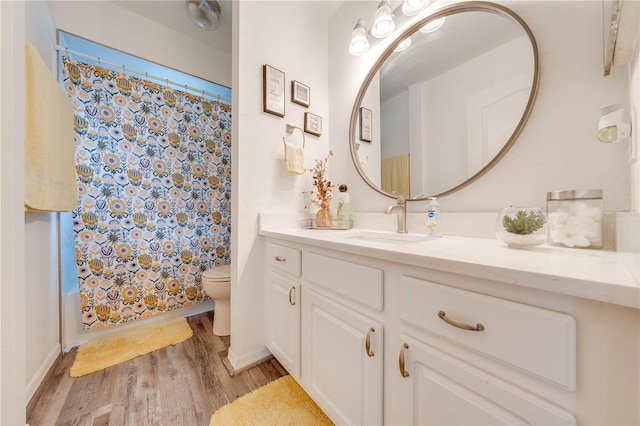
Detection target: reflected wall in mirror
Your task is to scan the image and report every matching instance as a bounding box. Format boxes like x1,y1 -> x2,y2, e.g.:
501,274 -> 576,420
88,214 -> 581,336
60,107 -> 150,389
350,2 -> 539,200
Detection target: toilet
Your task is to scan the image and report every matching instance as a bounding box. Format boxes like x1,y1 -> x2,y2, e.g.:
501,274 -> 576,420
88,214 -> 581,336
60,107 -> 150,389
202,264 -> 231,336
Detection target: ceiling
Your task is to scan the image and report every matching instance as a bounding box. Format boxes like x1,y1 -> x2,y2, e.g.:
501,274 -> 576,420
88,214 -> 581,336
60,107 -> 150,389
112,0 -> 233,55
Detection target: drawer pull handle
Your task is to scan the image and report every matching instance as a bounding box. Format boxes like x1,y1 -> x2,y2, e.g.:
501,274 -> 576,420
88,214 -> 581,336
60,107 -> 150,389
438,310 -> 485,332
288,287 -> 296,305
399,343 -> 409,378
365,327 -> 375,357
274,256 -> 286,262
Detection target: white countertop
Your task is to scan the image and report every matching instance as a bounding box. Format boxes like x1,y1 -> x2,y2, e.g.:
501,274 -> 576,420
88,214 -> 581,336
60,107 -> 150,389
259,224 -> 640,310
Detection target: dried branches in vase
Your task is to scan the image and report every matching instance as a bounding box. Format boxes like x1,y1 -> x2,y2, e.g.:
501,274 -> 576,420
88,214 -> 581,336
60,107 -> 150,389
304,151 -> 334,227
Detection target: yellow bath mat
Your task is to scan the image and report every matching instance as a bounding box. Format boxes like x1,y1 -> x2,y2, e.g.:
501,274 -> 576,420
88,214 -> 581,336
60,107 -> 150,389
70,316 -> 192,377
210,375 -> 333,425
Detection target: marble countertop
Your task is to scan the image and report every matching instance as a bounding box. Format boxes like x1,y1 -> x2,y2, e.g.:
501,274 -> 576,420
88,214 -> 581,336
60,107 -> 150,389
259,221 -> 639,310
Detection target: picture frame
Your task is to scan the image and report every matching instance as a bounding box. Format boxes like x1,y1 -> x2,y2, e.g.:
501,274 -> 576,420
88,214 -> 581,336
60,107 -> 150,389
291,80 -> 310,107
263,64 -> 285,117
359,107 -> 372,142
304,112 -> 322,136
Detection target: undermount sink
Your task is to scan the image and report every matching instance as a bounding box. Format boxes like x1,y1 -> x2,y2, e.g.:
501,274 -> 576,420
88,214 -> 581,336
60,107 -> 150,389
345,230 -> 436,245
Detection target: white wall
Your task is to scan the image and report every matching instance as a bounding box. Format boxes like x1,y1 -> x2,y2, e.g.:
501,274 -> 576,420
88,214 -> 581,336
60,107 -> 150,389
329,1 -> 632,215
629,10 -> 640,213
51,1 -> 231,88
0,2 -> 27,423
420,36 -> 531,195
229,0 -> 333,369
23,1 -> 61,403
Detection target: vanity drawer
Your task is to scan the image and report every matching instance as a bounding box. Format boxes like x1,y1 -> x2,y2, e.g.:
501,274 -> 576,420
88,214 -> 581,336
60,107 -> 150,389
304,252 -> 383,311
399,275 -> 576,390
266,243 -> 301,277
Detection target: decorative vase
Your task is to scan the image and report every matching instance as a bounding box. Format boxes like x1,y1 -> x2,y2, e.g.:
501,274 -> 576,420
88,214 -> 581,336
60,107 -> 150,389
495,206 -> 548,248
315,203 -> 332,228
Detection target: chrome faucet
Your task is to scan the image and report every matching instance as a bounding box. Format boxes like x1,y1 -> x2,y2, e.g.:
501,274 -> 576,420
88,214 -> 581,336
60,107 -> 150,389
385,194 -> 408,233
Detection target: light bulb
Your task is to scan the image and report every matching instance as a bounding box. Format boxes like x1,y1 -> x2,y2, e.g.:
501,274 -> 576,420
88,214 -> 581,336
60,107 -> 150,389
402,0 -> 430,16
394,37 -> 412,52
371,0 -> 395,39
419,16 -> 445,33
349,19 -> 370,56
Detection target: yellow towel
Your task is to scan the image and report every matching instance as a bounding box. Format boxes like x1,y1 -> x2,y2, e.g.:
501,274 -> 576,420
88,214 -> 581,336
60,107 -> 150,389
24,43 -> 78,212
284,142 -> 305,175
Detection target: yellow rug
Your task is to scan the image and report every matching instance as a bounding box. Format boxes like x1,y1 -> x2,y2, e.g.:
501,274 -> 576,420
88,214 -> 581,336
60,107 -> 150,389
210,375 -> 333,425
70,316 -> 193,377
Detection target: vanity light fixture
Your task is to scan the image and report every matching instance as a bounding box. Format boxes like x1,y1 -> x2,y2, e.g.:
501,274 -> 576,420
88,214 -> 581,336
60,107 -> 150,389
371,0 -> 396,38
597,104 -> 632,143
349,19 -> 371,56
419,16 -> 446,33
349,0 -> 436,56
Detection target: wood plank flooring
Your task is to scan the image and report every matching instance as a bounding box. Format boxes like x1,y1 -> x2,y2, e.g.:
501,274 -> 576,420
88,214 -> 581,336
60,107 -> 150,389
27,312 -> 288,426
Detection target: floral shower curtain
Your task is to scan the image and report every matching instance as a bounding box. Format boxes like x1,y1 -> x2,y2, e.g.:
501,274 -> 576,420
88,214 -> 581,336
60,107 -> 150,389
62,56 -> 232,329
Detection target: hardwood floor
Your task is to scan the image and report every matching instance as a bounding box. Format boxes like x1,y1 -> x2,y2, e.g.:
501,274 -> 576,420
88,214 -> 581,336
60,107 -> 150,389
27,312 -> 288,426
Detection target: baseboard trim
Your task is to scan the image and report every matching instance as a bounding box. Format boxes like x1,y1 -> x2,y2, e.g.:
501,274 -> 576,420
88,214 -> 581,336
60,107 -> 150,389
26,344 -> 61,403
226,345 -> 272,376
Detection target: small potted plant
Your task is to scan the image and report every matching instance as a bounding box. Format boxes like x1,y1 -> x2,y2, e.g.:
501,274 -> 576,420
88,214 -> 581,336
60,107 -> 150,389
495,206 -> 548,248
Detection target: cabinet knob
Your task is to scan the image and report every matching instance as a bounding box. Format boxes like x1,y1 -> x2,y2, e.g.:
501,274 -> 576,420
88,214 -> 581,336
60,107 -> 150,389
365,327 -> 375,357
274,256 -> 286,262
288,287 -> 296,305
438,310 -> 485,332
399,343 -> 409,378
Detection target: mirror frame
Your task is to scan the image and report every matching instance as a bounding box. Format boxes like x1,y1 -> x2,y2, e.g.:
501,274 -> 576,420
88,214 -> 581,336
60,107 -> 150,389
349,1 -> 540,201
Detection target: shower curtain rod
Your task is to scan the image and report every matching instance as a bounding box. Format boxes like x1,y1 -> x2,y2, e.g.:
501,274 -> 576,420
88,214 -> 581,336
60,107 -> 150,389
54,45 -> 231,103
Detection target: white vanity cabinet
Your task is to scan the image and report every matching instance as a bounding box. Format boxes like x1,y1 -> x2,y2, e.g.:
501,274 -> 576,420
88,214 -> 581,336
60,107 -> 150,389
261,231 -> 639,425
302,252 -> 384,425
264,242 -> 302,378
390,276 -> 577,425
393,335 -> 575,425
302,287 -> 383,425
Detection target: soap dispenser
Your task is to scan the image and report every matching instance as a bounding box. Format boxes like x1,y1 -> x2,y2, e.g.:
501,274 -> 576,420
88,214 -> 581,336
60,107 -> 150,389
336,184 -> 350,229
426,197 -> 440,237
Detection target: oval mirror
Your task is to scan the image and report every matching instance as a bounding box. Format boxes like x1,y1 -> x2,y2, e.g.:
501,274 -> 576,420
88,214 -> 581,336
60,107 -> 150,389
349,1 -> 539,200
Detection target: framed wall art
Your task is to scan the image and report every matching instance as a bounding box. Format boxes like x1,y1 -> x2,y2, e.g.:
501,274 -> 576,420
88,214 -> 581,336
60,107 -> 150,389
359,107 -> 372,142
291,80 -> 310,107
304,112 -> 322,136
263,64 -> 285,117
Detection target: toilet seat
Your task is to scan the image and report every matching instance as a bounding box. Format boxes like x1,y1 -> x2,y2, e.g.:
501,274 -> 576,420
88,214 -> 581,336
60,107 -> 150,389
202,264 -> 231,281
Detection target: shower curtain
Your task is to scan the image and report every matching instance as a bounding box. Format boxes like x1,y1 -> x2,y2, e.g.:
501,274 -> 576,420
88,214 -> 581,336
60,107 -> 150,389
381,153 -> 410,198
62,56 -> 232,328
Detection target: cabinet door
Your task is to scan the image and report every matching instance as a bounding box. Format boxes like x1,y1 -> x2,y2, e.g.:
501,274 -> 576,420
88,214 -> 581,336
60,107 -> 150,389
265,270 -> 300,378
393,334 -> 576,425
302,287 -> 383,425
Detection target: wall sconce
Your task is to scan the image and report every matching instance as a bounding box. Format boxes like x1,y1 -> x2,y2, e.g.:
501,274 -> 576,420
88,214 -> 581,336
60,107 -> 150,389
597,104 -> 632,143
349,0 -> 435,56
